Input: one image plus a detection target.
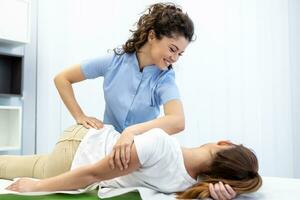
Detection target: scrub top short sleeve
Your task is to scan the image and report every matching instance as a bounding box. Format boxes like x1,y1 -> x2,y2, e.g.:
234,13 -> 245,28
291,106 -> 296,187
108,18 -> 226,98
155,70 -> 180,105
80,52 -> 114,79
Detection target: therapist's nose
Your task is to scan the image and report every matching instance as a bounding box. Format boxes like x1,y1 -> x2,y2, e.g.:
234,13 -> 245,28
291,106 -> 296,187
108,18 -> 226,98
170,54 -> 178,63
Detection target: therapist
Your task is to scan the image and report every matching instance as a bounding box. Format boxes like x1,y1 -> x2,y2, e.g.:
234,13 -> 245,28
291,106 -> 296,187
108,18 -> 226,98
54,2 -> 192,170
54,3 -> 236,199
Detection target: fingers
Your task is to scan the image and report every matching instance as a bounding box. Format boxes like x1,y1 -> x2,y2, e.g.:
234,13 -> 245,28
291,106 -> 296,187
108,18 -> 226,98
218,182 -> 232,199
88,118 -> 103,129
125,145 -> 131,165
210,182 -> 236,200
214,182 -> 224,200
82,121 -> 92,129
87,120 -> 97,129
5,183 -> 13,190
77,116 -> 103,129
110,144 -> 131,171
6,181 -> 19,191
109,147 -> 128,170
109,149 -> 115,169
120,145 -> 127,169
114,148 -> 124,170
120,144 -> 131,169
225,184 -> 237,198
92,118 -> 104,128
84,119 -> 98,129
209,183 -> 219,199
109,132 -> 134,171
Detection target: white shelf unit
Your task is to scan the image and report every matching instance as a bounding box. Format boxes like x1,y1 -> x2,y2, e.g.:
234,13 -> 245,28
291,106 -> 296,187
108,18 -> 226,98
0,106 -> 22,151
0,0 -> 31,45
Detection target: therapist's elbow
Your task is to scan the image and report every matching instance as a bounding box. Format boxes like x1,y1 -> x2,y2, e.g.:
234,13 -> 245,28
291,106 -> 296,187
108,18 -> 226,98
54,74 -> 62,85
54,73 -> 69,87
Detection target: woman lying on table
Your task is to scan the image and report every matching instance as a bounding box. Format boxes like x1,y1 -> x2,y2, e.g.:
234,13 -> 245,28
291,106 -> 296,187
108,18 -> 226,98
2,125 -> 262,199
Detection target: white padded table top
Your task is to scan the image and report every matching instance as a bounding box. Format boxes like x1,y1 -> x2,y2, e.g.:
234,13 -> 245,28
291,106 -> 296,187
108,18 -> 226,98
0,176 -> 299,199
236,177 -> 300,200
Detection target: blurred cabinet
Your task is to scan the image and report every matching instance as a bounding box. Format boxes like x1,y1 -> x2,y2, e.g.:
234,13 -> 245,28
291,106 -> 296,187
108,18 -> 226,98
0,53 -> 23,96
0,0 -> 31,44
0,106 -> 22,151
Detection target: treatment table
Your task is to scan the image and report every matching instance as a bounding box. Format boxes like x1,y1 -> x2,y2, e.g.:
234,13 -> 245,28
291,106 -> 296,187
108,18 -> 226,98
0,176 -> 299,200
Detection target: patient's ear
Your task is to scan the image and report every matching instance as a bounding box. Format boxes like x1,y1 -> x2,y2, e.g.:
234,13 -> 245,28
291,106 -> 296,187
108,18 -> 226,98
217,140 -> 232,146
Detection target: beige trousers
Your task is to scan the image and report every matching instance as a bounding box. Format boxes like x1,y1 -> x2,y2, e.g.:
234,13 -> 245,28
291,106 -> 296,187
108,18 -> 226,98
0,124 -> 88,180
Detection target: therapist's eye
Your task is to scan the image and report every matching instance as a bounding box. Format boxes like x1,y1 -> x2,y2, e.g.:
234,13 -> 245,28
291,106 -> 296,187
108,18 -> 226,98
169,47 -> 176,53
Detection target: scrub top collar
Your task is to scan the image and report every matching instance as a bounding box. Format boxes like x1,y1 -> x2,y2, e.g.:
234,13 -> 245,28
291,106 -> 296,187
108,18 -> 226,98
132,52 -> 167,75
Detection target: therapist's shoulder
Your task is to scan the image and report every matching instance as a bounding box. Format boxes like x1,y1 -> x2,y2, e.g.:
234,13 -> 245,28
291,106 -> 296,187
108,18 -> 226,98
155,68 -> 177,88
162,68 -> 176,79
106,48 -> 133,68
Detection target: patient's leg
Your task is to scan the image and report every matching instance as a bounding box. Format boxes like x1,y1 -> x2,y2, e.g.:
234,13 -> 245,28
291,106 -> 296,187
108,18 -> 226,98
0,154 -> 47,180
0,124 -> 88,180
44,125 -> 87,178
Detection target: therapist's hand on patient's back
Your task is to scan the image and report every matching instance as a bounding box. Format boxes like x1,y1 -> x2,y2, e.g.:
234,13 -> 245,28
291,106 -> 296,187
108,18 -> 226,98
76,115 -> 103,129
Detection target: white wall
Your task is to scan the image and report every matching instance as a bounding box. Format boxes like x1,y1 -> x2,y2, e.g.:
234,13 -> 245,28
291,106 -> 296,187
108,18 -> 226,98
289,0 -> 300,178
36,0 -> 299,178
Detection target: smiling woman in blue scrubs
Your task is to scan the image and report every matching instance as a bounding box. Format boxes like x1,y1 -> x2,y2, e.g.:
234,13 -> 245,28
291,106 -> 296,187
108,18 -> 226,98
54,2 -> 193,170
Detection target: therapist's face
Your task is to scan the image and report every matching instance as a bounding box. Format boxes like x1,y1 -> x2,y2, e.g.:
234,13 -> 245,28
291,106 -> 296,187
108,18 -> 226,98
148,32 -> 189,69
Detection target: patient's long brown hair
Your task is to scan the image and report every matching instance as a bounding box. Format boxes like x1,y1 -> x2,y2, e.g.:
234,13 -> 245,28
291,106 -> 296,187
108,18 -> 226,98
177,145 -> 262,199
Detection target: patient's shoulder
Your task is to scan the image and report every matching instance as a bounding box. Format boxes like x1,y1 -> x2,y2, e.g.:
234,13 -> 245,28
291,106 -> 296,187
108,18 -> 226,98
133,129 -> 170,166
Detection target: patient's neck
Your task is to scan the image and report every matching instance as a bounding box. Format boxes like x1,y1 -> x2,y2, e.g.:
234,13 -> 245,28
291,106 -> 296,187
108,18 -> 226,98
181,147 -> 212,180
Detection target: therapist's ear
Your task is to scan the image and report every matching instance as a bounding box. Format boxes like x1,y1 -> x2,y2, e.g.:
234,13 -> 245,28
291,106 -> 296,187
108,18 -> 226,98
148,30 -> 156,42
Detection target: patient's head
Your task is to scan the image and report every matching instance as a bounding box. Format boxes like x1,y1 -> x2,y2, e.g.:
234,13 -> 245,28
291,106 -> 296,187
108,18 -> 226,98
178,142 -> 262,199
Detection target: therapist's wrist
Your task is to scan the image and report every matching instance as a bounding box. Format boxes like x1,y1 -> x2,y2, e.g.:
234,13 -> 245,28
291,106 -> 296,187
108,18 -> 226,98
124,125 -> 141,136
74,111 -> 85,119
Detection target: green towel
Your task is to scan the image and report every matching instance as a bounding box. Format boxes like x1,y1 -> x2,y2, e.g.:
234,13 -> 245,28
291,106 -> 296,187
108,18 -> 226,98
0,190 -> 142,200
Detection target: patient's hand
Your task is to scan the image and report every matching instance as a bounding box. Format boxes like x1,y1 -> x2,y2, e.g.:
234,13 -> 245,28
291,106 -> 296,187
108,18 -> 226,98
5,178 -> 40,193
209,182 -> 237,200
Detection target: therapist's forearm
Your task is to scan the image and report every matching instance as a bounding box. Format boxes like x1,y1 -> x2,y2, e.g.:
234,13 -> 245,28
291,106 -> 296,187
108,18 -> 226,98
127,115 -> 185,135
54,76 -> 85,120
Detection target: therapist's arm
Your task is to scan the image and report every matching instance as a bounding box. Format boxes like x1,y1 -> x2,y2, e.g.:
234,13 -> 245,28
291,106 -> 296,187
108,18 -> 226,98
128,99 -> 185,135
108,99 -> 184,170
6,144 -> 141,192
54,65 -> 103,129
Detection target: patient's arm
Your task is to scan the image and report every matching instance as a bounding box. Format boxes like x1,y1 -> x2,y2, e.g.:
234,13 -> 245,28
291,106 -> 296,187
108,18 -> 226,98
6,144 -> 142,192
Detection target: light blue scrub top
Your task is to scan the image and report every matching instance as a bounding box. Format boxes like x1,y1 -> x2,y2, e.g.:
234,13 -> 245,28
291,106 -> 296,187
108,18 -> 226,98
80,50 -> 180,133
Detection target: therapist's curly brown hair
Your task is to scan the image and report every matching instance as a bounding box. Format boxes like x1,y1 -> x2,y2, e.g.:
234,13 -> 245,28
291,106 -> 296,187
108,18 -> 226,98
118,2 -> 194,54
177,144 -> 262,199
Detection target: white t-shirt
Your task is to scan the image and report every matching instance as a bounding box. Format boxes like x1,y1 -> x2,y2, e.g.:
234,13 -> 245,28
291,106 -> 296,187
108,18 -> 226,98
71,125 -> 197,194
